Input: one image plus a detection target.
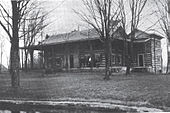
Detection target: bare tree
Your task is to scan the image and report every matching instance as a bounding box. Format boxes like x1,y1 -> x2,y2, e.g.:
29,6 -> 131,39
21,1 -> 48,71
0,0 -> 30,87
153,0 -> 170,73
119,0 -> 148,75
76,0 -> 121,80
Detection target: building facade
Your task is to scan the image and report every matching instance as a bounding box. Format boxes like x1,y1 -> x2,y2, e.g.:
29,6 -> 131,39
28,29 -> 163,73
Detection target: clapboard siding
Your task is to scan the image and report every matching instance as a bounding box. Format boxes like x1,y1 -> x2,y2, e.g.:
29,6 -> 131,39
150,39 -> 162,72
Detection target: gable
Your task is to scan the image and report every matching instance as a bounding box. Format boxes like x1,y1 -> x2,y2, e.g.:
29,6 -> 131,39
128,29 -> 163,42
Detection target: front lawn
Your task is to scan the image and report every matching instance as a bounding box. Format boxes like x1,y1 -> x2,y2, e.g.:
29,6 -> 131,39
0,71 -> 170,109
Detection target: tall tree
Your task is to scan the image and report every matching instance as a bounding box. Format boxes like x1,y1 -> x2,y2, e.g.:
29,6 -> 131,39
76,0 -> 121,80
119,0 -> 148,74
154,0 -> 170,73
0,0 -> 30,87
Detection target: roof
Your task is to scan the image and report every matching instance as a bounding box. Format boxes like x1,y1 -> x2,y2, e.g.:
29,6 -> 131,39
43,29 -> 163,46
41,27 -> 130,46
21,28 -> 164,50
128,29 -> 164,42
149,34 -> 164,39
41,29 -> 99,46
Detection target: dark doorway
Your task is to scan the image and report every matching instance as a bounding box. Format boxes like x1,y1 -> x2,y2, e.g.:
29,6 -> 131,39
138,54 -> 144,67
70,55 -> 74,68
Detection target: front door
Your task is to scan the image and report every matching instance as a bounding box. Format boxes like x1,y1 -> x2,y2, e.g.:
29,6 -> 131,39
138,54 -> 144,67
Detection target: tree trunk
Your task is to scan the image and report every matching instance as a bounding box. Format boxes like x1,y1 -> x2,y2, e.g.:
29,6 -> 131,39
11,1 -> 20,88
30,50 -> 34,69
125,42 -> 132,75
104,39 -> 111,80
11,40 -> 20,87
126,41 -> 131,75
126,32 -> 134,75
126,56 -> 131,75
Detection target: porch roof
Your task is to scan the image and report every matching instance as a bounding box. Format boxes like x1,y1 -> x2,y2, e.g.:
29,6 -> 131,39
20,44 -> 43,50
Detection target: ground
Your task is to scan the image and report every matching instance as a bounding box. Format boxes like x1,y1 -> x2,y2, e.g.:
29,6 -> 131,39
0,71 -> 170,110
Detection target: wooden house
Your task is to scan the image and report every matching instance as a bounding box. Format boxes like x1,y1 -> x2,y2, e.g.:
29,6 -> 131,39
130,30 -> 163,73
26,28 -> 163,73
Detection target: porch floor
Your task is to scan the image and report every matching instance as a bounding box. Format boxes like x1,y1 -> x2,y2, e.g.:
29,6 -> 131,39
65,66 -> 126,73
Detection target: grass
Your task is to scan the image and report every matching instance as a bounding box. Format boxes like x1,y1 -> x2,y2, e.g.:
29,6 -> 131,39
0,71 -> 170,108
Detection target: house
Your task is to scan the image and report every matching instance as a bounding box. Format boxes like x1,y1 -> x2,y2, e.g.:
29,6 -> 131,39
129,30 -> 163,73
23,28 -> 163,73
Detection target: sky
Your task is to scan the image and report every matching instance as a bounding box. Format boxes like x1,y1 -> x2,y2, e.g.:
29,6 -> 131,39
41,0 -> 159,34
42,0 -> 84,34
0,0 -> 168,70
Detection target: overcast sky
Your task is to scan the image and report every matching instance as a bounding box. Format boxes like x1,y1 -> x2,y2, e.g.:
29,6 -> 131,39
42,0 -> 84,34
42,0 -> 162,35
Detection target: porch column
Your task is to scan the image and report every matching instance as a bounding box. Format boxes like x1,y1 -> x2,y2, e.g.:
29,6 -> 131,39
74,43 -> 80,68
67,44 -> 70,70
39,51 -> 44,69
65,43 -> 69,71
44,49 -> 48,69
123,37 -> 127,66
30,49 -> 34,69
21,49 -> 24,70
